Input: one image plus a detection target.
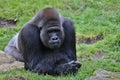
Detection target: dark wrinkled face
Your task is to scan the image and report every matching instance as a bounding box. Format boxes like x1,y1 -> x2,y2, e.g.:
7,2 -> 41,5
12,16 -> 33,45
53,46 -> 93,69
40,21 -> 64,49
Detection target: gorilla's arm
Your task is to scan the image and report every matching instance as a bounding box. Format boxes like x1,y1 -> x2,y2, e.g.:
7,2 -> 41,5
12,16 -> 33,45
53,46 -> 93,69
18,24 -> 42,70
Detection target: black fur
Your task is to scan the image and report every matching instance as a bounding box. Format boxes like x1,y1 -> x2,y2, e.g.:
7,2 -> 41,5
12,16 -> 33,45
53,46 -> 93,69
18,18 -> 81,75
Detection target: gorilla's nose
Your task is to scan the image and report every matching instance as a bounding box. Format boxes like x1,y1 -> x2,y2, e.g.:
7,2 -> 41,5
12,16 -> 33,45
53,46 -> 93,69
51,36 -> 59,43
52,36 -> 58,40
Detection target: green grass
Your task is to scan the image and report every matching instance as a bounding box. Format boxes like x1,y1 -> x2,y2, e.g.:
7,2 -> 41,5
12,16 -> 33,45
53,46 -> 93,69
0,0 -> 120,80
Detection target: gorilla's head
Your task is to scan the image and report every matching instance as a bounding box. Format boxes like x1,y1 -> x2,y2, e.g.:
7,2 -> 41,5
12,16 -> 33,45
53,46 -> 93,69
39,8 -> 65,49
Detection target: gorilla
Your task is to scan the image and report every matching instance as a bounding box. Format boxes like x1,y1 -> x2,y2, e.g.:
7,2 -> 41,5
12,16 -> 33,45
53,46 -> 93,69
4,8 -> 81,75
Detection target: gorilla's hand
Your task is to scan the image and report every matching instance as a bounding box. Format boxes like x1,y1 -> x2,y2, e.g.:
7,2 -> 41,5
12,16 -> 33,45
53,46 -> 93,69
54,60 -> 81,75
68,60 -> 81,69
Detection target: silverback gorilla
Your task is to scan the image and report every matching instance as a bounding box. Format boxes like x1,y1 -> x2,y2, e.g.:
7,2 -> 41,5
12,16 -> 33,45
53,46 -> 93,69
4,8 -> 81,75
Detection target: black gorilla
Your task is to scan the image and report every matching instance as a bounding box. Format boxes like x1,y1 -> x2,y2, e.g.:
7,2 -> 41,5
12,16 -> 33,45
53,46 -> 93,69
5,8 -> 81,75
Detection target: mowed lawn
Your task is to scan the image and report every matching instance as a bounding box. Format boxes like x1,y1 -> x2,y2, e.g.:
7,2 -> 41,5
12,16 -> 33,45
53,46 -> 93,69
0,0 -> 120,80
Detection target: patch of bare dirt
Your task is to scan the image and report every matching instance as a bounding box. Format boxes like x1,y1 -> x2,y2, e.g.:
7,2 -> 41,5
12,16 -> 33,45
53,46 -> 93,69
0,50 -> 24,71
91,51 -> 106,60
86,69 -> 120,80
0,18 -> 17,28
77,35 -> 104,44
0,51 -> 15,65
81,51 -> 107,61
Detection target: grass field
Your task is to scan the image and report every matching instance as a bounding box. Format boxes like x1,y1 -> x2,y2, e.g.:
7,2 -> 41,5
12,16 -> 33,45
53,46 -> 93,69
0,0 -> 120,80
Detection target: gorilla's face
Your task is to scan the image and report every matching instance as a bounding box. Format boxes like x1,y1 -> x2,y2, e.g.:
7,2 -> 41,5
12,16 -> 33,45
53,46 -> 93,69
40,21 -> 64,49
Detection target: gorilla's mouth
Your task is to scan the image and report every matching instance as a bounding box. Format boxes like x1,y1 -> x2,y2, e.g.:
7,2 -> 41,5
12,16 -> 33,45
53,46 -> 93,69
51,41 -> 60,46
49,39 -> 60,45
49,40 -> 61,49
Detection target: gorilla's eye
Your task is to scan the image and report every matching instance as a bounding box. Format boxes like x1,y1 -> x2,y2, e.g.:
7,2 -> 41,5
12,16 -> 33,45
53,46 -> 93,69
48,29 -> 60,33
39,27 -> 42,30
